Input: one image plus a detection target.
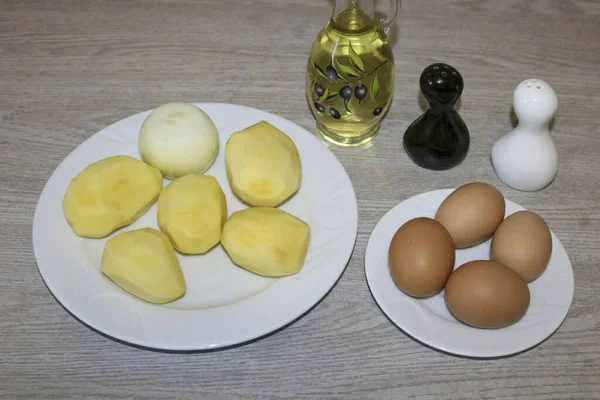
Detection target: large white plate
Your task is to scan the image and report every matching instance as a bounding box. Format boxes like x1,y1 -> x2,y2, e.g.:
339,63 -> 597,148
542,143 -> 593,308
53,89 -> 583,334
365,189 -> 574,358
33,103 -> 358,351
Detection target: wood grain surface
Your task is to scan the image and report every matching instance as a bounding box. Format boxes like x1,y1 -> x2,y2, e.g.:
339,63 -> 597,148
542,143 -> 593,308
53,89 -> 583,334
1,0 -> 599,398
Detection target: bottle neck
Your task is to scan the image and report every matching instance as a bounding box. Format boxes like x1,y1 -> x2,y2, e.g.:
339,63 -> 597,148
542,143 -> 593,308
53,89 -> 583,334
427,105 -> 455,115
514,124 -> 550,135
514,117 -> 552,134
331,0 -> 375,33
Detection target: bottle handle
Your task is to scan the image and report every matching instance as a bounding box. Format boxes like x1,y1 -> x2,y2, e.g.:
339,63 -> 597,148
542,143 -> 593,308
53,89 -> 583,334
381,0 -> 400,35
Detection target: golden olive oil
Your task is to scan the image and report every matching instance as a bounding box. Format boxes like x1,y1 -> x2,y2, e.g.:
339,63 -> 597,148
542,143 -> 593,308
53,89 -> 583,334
306,6 -> 395,146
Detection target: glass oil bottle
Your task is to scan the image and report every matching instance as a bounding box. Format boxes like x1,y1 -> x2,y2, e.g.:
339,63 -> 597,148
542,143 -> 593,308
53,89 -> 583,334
306,0 -> 399,146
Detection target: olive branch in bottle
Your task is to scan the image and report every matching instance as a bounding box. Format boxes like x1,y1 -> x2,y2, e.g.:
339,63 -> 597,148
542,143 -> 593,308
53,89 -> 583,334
310,43 -> 387,117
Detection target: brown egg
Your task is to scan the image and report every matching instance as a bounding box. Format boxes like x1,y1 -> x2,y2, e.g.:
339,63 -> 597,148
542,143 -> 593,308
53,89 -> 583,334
388,217 -> 455,298
491,210 -> 553,283
435,182 -> 505,248
445,260 -> 530,329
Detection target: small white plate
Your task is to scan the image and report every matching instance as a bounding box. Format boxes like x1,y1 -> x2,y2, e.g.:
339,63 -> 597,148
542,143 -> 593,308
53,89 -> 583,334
33,103 -> 358,351
365,189 -> 574,358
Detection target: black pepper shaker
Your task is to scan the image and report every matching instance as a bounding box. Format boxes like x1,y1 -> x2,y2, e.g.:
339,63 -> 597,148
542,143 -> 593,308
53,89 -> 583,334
403,63 -> 470,170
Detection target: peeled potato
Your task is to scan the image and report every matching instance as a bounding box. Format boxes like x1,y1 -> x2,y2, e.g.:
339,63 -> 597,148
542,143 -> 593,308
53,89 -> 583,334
221,207 -> 310,277
100,228 -> 186,304
158,174 -> 227,254
225,121 -> 301,207
62,155 -> 163,238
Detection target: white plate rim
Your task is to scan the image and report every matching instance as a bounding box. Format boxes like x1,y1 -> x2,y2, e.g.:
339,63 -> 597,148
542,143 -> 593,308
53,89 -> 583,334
32,102 -> 358,351
365,188 -> 575,358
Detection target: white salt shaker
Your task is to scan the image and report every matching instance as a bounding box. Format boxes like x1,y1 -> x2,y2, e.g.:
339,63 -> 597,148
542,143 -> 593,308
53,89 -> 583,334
491,78 -> 559,192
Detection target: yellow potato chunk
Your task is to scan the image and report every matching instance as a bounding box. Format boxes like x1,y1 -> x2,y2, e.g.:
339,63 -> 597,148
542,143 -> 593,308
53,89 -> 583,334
62,155 -> 163,238
221,207 -> 310,277
157,174 -> 227,254
225,121 -> 302,207
100,228 -> 186,304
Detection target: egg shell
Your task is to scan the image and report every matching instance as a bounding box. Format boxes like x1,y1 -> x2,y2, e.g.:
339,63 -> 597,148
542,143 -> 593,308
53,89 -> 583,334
491,210 -> 553,282
388,217 -> 455,298
435,182 -> 505,248
444,260 -> 530,329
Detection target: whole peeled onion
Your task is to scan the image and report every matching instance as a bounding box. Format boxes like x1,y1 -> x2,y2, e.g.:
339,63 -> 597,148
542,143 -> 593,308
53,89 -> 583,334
138,102 -> 219,179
